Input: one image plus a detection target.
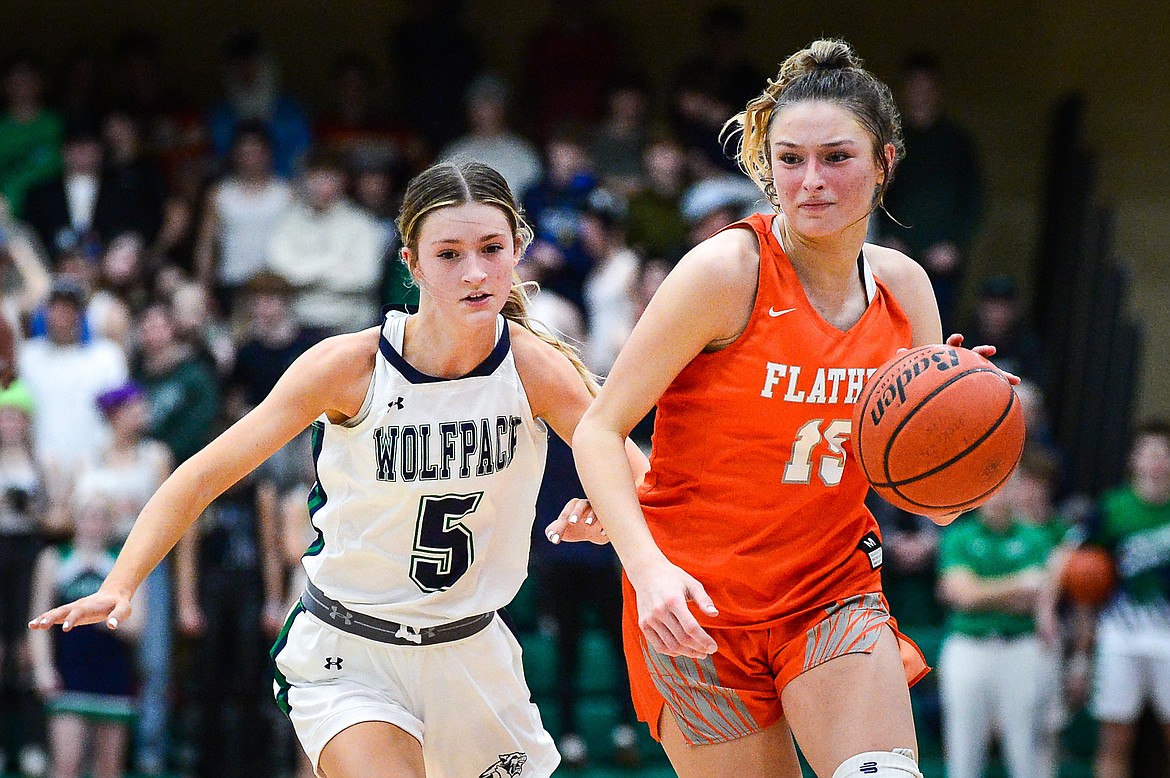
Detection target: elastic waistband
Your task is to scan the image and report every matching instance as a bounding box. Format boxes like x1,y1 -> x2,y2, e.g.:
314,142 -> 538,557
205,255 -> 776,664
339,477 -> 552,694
300,580 -> 494,646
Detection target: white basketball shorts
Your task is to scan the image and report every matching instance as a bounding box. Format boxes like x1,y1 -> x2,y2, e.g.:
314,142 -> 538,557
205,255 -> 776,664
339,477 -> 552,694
272,604 -> 559,777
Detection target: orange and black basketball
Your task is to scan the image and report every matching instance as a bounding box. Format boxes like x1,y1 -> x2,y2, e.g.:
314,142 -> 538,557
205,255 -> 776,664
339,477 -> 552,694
1060,546 -> 1117,606
852,344 -> 1025,522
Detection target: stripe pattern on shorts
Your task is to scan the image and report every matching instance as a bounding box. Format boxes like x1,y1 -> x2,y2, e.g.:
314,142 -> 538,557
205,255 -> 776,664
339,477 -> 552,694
270,602 -> 306,716
803,592 -> 889,672
640,643 -> 759,744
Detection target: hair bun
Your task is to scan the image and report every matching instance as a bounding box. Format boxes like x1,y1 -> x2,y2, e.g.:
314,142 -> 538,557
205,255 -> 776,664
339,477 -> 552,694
723,37 -> 902,210
778,39 -> 860,85
813,56 -> 846,70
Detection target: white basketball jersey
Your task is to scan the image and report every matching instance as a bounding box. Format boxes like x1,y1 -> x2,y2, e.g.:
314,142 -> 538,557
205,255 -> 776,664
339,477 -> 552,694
301,309 -> 548,626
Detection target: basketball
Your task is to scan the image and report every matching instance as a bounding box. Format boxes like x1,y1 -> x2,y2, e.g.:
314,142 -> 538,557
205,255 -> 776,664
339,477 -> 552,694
1060,547 -> 1117,606
852,344 -> 1025,521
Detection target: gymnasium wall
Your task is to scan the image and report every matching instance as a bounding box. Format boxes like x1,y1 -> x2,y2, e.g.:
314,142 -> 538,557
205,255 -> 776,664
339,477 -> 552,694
3,0 -> 1168,418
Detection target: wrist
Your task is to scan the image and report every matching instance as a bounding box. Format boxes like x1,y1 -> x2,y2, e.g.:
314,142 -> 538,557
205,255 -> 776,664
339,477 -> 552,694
622,549 -> 676,588
99,580 -> 137,602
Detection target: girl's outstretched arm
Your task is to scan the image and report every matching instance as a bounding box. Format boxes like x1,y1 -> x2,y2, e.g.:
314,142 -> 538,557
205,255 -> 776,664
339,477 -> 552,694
29,330 -> 378,633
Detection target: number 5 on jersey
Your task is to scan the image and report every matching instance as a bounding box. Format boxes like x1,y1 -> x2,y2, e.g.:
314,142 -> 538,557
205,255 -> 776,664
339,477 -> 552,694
410,493 -> 481,592
782,419 -> 851,486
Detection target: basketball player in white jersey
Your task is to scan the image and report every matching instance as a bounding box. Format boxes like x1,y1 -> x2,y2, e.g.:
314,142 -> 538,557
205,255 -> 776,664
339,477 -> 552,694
30,160 -> 643,778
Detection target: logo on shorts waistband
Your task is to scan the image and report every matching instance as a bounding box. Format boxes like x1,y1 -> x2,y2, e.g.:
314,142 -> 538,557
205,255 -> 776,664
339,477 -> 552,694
395,623 -> 424,644
328,605 -> 354,626
479,751 -> 527,777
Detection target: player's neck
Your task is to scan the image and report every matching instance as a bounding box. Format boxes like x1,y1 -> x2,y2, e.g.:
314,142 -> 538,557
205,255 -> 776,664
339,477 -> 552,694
776,218 -> 866,297
402,309 -> 498,379
772,216 -> 865,277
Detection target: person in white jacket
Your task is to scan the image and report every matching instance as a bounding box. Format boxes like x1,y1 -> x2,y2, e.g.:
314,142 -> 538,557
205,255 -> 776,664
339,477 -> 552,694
268,150 -> 384,338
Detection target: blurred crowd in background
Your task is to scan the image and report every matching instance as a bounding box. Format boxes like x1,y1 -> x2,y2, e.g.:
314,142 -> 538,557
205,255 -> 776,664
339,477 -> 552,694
0,3 -> 1166,778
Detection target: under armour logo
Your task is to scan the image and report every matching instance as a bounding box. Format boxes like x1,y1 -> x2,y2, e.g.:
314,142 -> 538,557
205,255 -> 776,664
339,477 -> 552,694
388,397 -> 405,410
328,605 -> 353,625
395,624 -> 423,644
859,762 -> 879,775
324,656 -> 344,670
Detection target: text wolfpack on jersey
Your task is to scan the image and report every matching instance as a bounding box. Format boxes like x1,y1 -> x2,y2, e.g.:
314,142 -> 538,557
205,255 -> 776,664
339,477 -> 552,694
760,363 -> 879,404
373,416 -> 523,482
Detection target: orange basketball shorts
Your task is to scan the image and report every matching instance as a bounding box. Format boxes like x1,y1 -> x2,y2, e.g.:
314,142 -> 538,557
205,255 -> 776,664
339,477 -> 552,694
621,583 -> 929,744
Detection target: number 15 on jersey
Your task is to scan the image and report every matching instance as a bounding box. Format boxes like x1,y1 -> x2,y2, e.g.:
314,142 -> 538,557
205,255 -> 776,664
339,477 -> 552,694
781,418 -> 851,486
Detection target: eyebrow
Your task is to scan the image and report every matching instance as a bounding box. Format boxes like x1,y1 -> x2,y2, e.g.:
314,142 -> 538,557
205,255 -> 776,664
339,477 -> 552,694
773,139 -> 857,149
430,232 -> 507,246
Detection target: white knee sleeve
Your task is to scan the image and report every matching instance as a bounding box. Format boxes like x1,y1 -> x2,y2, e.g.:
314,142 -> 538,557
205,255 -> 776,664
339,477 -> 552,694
832,750 -> 922,778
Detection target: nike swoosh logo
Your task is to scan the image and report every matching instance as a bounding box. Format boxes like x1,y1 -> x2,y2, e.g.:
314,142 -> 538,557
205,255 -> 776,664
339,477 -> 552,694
768,307 -> 796,317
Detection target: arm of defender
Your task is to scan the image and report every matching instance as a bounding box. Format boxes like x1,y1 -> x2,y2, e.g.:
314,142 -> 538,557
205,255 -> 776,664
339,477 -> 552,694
29,332 -> 377,633
510,326 -> 647,545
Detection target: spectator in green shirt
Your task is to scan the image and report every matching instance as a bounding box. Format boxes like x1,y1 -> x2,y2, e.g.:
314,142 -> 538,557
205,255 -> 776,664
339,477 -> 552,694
0,57 -> 62,217
133,301 -> 220,465
937,473 -> 1057,778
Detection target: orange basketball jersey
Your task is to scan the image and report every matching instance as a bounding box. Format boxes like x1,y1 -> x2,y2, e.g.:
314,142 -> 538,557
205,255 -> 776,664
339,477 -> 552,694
638,213 -> 914,628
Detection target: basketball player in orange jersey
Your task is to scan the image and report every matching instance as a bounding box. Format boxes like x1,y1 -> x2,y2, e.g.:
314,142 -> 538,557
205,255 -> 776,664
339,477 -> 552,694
573,39 -> 1016,778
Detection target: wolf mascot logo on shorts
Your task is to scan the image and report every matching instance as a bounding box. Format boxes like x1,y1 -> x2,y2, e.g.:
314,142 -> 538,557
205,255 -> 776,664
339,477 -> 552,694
479,751 -> 527,777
